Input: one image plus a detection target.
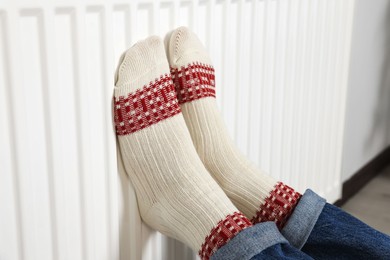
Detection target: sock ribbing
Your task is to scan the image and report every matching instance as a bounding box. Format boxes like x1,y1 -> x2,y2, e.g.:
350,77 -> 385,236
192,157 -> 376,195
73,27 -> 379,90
167,27 -> 301,229
114,35 -> 251,258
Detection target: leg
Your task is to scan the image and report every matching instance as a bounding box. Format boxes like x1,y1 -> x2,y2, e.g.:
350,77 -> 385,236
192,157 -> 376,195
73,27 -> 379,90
167,26 -> 301,230
115,35 -> 310,260
166,27 -> 390,259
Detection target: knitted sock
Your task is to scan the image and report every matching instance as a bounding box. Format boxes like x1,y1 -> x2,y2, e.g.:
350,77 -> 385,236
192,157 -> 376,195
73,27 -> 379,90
114,36 -> 252,259
167,27 -> 302,229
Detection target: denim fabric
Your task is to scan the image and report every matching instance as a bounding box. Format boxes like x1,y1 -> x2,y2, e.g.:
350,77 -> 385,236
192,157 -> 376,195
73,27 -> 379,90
211,222 -> 313,260
213,189 -> 390,259
250,243 -> 314,260
282,189 -> 327,249
302,203 -> 390,260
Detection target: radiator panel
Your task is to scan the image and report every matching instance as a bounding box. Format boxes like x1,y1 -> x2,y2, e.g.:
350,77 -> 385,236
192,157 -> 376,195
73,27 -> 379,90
0,0 -> 355,259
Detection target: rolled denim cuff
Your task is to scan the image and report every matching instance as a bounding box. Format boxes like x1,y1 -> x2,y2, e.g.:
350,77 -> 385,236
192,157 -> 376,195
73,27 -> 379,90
211,222 -> 288,260
281,189 -> 326,249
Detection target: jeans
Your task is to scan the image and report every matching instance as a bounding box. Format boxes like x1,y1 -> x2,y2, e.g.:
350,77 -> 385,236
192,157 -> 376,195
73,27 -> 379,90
212,190 -> 390,260
302,203 -> 390,259
211,222 -> 313,260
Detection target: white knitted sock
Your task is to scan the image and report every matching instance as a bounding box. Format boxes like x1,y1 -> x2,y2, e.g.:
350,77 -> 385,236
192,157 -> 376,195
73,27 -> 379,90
114,36 -> 253,259
167,27 -> 302,229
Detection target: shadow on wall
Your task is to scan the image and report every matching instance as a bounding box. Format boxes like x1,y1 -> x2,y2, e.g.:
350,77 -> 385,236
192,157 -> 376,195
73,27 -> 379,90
366,1 -> 390,148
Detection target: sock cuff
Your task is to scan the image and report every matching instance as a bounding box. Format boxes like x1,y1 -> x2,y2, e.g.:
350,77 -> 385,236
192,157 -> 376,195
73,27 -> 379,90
251,182 -> 302,229
199,212 -> 253,260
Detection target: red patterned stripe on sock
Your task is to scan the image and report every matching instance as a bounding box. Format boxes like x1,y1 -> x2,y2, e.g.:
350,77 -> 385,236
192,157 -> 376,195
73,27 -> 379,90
199,212 -> 252,260
170,62 -> 216,104
114,74 -> 181,135
251,182 -> 302,229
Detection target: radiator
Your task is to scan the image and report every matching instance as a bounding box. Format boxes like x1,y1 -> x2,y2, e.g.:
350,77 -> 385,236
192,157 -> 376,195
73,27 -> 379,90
0,0 -> 355,259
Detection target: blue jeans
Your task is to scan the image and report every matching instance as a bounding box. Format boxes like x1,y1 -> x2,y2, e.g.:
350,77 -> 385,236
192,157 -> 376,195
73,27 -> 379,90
211,221 -> 314,260
212,190 -> 390,260
301,203 -> 390,259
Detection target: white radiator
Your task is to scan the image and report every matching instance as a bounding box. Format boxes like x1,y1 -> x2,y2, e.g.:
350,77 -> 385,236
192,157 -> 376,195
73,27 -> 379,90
0,0 -> 355,259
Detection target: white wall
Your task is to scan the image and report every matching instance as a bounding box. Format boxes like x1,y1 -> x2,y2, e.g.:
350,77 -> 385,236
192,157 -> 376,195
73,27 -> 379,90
342,0 -> 390,181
